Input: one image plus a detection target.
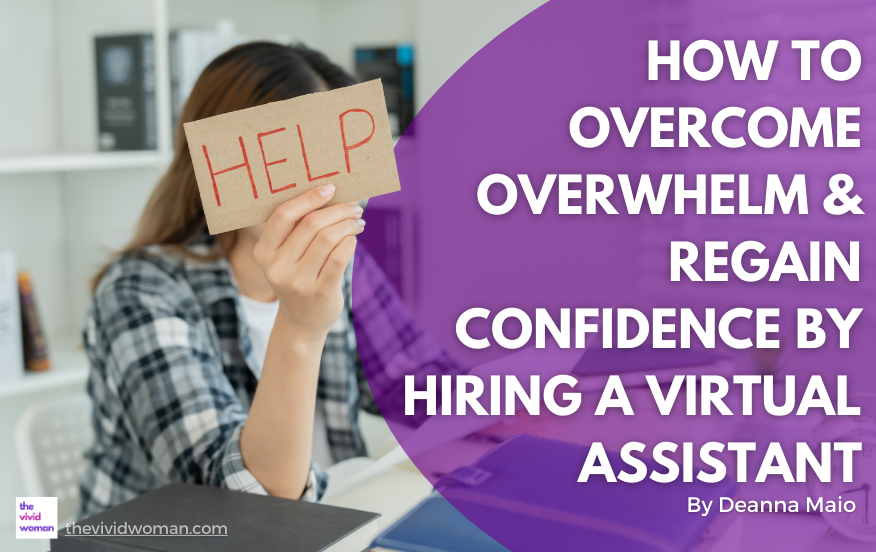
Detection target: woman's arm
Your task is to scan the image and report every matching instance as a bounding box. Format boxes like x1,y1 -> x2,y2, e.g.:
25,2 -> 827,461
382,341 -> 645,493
241,184 -> 364,499
90,259 -> 268,498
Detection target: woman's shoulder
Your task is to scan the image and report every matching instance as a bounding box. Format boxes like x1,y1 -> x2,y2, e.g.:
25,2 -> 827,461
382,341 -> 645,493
95,243 -> 217,309
96,246 -> 188,296
93,242 -> 234,313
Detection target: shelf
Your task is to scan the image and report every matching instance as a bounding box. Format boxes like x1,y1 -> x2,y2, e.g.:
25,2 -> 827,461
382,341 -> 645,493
0,335 -> 88,400
0,139 -> 401,175
0,151 -> 172,175
0,139 -> 402,175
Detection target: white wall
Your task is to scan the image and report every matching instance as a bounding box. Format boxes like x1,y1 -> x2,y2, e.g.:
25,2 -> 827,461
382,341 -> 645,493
414,0 -> 548,109
0,0 -> 69,339
317,0 -> 415,73
63,168 -> 163,331
168,0 -> 546,108
0,0 -> 57,154
169,0 -> 322,48
168,0 -> 414,75
0,175 -> 70,339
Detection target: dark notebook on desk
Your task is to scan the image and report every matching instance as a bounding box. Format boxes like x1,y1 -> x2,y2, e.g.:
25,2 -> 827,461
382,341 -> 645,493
51,483 -> 379,552
375,434 -> 735,552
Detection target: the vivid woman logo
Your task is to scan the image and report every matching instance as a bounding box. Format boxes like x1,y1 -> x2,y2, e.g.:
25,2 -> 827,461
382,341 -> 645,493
16,497 -> 57,539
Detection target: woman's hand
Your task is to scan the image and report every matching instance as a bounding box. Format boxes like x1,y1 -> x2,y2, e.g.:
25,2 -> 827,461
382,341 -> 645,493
253,184 -> 364,342
244,184 -> 362,498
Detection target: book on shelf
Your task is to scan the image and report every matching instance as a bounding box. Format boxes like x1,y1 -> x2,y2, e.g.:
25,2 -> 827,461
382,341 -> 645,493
355,44 -> 415,136
95,34 -> 157,151
18,271 -> 50,372
170,21 -> 248,135
52,483 -> 380,552
0,250 -> 24,382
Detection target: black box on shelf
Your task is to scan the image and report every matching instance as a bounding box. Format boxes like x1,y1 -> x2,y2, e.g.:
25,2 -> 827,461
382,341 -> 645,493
94,34 -> 156,151
355,44 -> 414,136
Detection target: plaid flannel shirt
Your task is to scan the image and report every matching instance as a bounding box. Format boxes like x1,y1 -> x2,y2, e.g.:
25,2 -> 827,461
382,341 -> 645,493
79,235 -> 462,517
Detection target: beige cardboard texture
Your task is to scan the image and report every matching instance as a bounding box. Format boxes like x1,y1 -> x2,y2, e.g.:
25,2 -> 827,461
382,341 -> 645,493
184,79 -> 401,234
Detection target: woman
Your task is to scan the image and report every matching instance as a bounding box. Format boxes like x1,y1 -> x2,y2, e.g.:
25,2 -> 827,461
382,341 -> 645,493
80,42 -> 460,517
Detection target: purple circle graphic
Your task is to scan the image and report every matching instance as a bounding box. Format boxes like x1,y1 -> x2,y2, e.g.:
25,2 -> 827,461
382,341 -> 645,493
354,0 -> 876,549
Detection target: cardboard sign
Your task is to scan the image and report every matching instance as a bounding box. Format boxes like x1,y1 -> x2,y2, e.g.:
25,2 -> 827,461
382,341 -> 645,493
184,79 -> 401,234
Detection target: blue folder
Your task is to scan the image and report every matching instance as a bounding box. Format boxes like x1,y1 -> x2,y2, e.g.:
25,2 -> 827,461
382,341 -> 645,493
373,493 -> 510,552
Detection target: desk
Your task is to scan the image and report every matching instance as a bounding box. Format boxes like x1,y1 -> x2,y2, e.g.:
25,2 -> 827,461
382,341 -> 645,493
746,515 -> 873,551
10,449 -> 870,551
322,457 -> 433,551
323,451 -> 874,552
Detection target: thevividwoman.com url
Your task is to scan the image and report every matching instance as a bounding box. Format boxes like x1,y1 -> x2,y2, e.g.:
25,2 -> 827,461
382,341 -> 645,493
65,522 -> 228,537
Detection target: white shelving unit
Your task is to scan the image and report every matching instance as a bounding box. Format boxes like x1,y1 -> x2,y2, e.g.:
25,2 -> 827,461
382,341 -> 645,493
0,0 -> 174,405
0,335 -> 88,400
0,151 -> 172,175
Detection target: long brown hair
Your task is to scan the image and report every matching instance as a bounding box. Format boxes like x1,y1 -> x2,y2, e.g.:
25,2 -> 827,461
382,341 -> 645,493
92,42 -> 356,292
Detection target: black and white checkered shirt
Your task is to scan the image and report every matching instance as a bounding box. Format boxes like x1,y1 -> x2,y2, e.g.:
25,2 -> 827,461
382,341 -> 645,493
79,236 -> 462,517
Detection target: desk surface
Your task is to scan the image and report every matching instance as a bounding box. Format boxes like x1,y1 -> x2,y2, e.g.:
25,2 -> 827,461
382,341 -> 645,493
323,453 -> 875,552
322,457 -> 433,551
727,515 -> 873,552
6,453 -> 869,552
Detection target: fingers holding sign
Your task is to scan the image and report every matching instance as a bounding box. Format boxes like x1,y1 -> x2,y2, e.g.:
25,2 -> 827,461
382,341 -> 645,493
259,184 -> 336,250
253,184 -> 364,339
282,198 -> 364,263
